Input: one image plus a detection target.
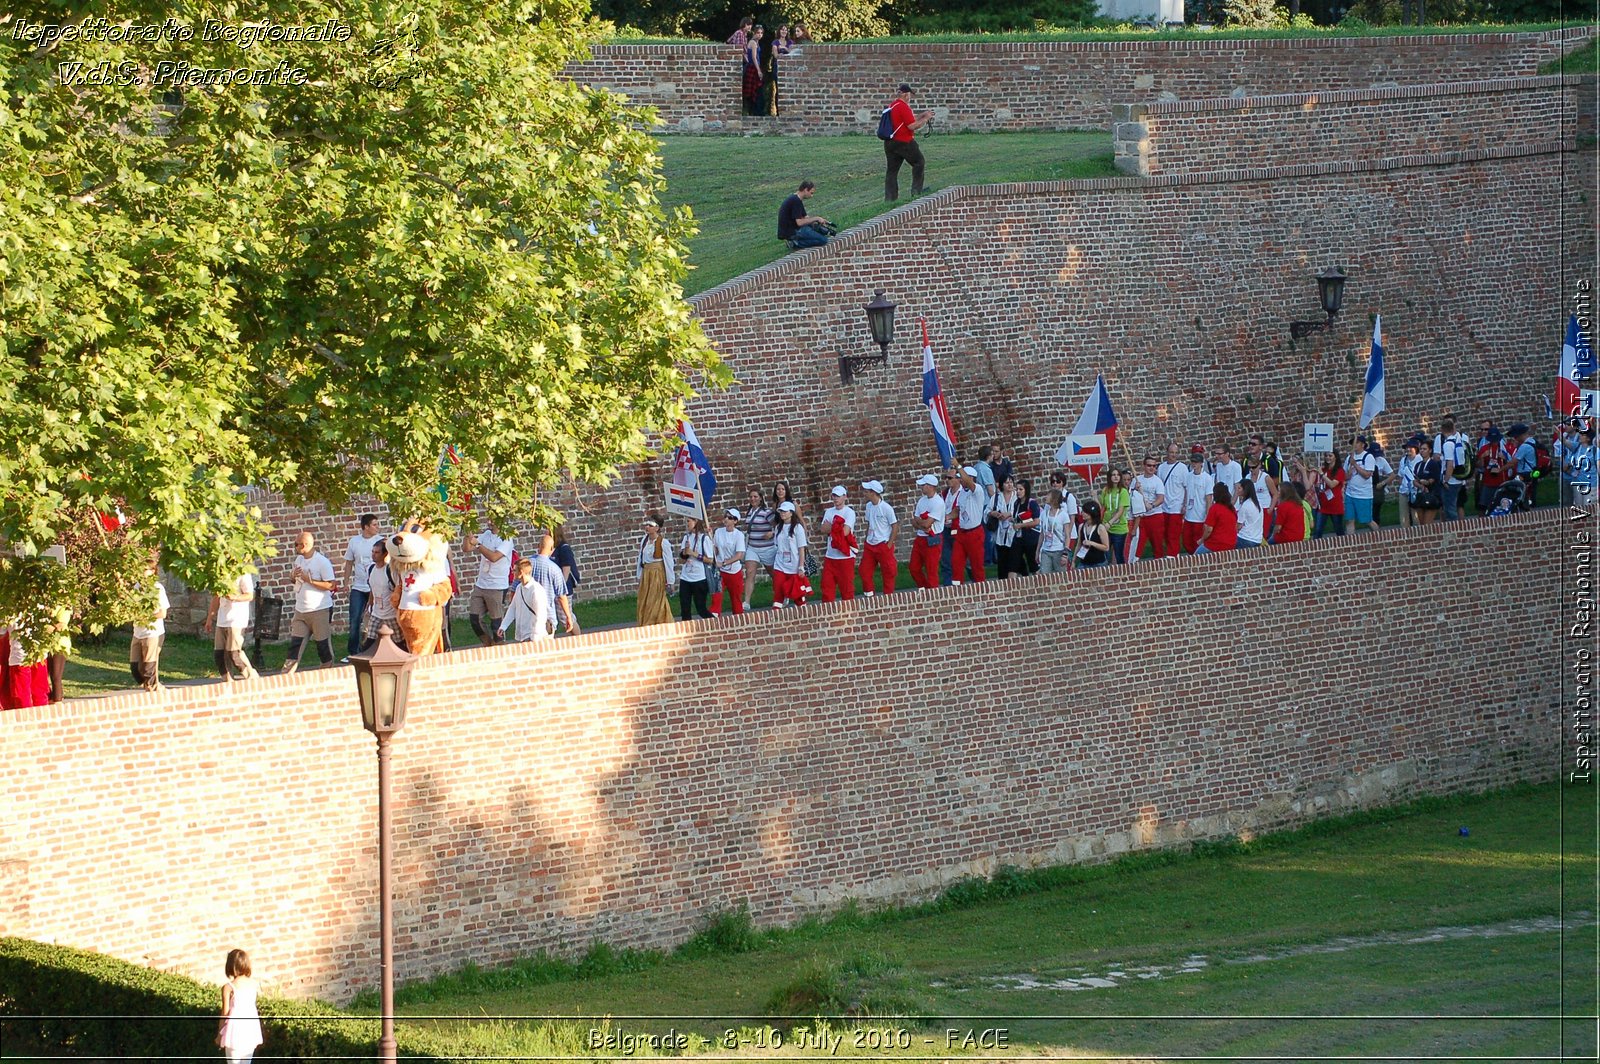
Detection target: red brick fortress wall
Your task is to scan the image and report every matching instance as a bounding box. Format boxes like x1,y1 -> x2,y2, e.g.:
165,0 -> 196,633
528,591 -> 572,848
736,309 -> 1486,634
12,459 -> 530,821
1114,75 -> 1582,175
0,510 -> 1566,1004
563,28 -> 1591,134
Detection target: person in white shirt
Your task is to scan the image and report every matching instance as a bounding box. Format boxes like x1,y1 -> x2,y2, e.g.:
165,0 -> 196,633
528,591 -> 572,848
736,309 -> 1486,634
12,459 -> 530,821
362,540 -> 400,648
770,501 -> 809,607
952,465 -> 989,584
204,571 -> 258,681
819,485 -> 858,602
499,558 -> 552,642
1132,455 -> 1166,562
1236,478 -> 1265,548
1212,445 -> 1243,497
1344,435 -> 1382,532
463,527 -> 515,645
129,570 -> 169,691
1037,488 -> 1075,574
858,480 -> 898,596
939,469 -> 962,585
909,474 -> 946,589
712,509 -> 748,615
284,531 -> 337,673
1125,477 -> 1148,563
1155,442 -> 1186,558
1179,448 -> 1214,554
340,513 -> 383,661
1435,416 -> 1470,520
676,517 -> 714,621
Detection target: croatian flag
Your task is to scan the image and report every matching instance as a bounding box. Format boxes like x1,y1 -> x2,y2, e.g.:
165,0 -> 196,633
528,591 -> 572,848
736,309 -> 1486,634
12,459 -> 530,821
1359,316 -> 1385,429
921,319 -> 958,468
1056,374 -> 1119,480
673,417 -> 717,505
1557,312 -> 1595,419
435,444 -> 472,511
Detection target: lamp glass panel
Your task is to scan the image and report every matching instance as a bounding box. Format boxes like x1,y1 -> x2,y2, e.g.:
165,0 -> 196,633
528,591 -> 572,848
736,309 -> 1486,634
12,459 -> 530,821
375,671 -> 398,729
357,671 -> 375,731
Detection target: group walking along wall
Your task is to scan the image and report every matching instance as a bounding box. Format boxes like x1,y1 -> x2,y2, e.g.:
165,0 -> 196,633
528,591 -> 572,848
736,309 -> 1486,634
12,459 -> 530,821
563,28 -> 1590,133
161,73 -> 1591,623
0,509 -> 1567,1003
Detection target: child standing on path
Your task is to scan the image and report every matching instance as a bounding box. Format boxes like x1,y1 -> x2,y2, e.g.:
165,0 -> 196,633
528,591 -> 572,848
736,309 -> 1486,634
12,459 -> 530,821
217,948 -> 262,1063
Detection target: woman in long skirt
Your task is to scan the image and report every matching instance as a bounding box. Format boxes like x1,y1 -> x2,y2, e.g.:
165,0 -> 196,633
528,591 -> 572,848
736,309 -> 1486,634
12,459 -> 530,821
635,516 -> 676,626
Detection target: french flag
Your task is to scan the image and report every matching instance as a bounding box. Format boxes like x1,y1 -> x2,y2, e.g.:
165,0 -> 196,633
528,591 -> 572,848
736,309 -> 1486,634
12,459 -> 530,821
921,319 -> 958,468
674,418 -> 717,504
1056,374 -> 1118,478
1557,313 -> 1595,419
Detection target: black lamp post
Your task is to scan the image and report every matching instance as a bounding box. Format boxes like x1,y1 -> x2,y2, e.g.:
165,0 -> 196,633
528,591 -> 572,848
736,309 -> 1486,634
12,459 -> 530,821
840,290 -> 897,383
1289,266 -> 1348,340
350,624 -> 416,1064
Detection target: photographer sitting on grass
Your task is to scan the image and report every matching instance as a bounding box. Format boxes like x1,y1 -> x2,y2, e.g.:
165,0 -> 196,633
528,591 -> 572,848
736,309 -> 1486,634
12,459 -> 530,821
777,179 -> 833,249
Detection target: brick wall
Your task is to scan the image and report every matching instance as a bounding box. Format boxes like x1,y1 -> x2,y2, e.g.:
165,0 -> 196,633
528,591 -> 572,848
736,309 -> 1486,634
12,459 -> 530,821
563,28 -> 1590,134
1113,76 -> 1581,176
0,509 -> 1568,1004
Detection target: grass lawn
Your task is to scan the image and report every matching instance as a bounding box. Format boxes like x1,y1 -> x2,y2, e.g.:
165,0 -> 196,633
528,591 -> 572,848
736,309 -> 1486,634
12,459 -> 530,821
658,132 -> 1113,294
385,784 -> 1595,1060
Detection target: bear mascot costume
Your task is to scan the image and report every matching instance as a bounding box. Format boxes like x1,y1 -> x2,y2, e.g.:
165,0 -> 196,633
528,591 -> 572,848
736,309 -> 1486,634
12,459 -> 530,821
389,526 -> 453,655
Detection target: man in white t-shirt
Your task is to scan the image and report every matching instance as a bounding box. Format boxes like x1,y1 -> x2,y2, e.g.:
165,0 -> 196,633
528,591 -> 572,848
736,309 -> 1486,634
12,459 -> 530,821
1155,442 -> 1186,558
820,485 -> 858,602
1179,448 -> 1215,554
952,465 -> 989,584
1132,455 -> 1166,562
1345,435 -> 1381,532
712,509 -> 748,615
341,514 -> 384,661
858,480 -> 898,596
1213,445 -> 1243,497
129,571 -> 169,691
464,527 -> 515,645
909,474 -> 946,589
204,571 -> 258,681
1435,416 -> 1470,520
283,531 -> 337,673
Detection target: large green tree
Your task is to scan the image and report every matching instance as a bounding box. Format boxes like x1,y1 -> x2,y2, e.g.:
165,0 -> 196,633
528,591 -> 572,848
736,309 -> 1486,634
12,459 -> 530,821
0,0 -> 724,658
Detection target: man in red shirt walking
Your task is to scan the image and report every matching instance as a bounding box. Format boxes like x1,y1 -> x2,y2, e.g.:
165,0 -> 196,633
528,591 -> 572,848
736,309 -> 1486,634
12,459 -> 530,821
884,83 -> 932,202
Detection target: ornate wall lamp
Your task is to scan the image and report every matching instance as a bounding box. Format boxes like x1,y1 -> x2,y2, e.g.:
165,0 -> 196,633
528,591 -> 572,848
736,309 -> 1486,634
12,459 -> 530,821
840,290 -> 897,384
1289,267 -> 1348,340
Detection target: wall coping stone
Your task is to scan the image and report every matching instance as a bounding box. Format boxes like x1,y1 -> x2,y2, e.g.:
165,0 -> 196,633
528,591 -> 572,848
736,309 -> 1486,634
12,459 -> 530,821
1139,73 -> 1575,114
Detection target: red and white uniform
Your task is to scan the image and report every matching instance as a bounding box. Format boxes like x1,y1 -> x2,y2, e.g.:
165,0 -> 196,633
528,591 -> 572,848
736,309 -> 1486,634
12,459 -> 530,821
820,503 -> 857,602
909,491 -> 946,589
951,483 -> 988,583
859,499 -> 898,595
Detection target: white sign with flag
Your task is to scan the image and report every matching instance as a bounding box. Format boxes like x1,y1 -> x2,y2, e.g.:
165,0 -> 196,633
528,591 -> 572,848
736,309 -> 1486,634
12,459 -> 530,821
1061,433 -> 1110,469
663,479 -> 704,521
1303,423 -> 1335,453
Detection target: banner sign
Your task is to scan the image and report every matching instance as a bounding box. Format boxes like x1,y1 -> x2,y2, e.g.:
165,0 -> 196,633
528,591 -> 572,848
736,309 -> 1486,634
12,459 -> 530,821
1061,433 -> 1109,468
1303,423 -> 1335,454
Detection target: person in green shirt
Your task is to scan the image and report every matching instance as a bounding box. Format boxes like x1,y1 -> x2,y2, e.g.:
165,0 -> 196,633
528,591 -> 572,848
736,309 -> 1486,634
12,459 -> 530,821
1101,467 -> 1132,563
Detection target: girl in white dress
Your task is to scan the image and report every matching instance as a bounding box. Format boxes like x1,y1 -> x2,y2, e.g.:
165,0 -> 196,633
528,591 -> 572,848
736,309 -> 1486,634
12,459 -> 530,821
217,948 -> 262,1063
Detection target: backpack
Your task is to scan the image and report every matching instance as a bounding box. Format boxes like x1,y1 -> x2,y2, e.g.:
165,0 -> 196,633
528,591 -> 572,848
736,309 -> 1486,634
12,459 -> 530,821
1532,439 -> 1553,476
1442,435 -> 1472,480
875,107 -> 895,141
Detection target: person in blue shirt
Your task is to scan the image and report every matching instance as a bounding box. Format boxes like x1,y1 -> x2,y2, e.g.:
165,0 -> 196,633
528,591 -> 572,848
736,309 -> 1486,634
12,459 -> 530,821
1509,424 -> 1539,505
1565,424 -> 1597,508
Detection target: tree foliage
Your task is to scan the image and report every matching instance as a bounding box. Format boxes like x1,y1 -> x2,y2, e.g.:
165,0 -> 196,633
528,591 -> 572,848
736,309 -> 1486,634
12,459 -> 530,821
0,0 -> 724,654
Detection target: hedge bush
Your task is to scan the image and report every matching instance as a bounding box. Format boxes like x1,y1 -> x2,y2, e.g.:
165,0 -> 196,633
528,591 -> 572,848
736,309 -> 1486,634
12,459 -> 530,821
0,939 -> 610,1062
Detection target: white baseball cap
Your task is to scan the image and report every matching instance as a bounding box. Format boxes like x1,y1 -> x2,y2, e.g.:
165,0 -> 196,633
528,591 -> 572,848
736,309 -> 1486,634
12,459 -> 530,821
778,501 -> 796,512
916,474 -> 938,487
724,508 -> 741,520
830,485 -> 847,497
862,480 -> 884,493
961,465 -> 978,477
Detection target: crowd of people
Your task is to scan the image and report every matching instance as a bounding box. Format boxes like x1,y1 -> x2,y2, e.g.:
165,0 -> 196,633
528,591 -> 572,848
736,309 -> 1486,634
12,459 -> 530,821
630,417 -> 1596,621
728,15 -> 813,117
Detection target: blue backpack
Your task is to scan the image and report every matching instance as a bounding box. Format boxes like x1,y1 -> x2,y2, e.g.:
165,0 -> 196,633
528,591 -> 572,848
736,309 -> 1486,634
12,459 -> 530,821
875,107 -> 895,140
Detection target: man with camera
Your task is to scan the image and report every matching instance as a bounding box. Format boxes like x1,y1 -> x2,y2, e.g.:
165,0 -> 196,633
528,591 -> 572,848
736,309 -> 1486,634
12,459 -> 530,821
777,179 -> 832,249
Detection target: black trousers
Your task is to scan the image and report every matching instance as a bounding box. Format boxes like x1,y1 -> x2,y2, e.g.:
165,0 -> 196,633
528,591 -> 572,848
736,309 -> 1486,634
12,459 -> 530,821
679,578 -> 712,621
884,138 -> 925,201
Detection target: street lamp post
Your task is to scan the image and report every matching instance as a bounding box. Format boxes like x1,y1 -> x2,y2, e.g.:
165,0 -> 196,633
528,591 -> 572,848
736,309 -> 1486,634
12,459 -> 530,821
350,624 -> 416,1064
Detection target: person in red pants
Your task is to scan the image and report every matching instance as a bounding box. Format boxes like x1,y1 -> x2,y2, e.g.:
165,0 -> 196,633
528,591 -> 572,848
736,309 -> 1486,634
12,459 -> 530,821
712,508 -> 747,615
858,480 -> 898,596
0,625 -> 51,710
1179,447 -> 1215,554
1154,443 -> 1185,558
820,485 -> 858,602
951,465 -> 989,584
908,474 -> 946,589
